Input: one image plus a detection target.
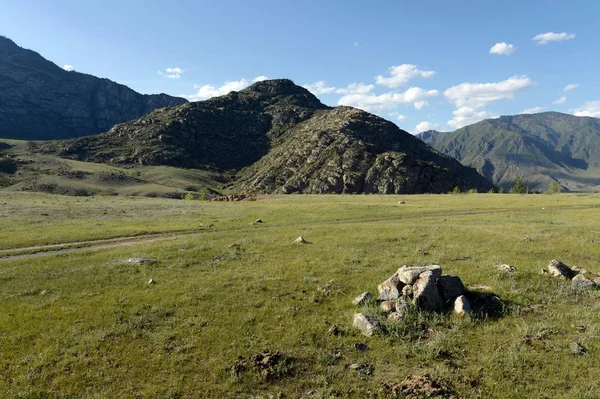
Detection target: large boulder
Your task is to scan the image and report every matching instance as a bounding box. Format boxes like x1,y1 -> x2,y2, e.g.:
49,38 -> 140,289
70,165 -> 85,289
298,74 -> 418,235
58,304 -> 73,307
436,275 -> 465,305
397,265 -> 442,285
353,313 -> 380,337
377,272 -> 404,301
412,271 -> 444,312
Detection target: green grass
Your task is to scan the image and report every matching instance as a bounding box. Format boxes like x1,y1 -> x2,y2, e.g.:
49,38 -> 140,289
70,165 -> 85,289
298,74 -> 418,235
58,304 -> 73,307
1,193 -> 600,398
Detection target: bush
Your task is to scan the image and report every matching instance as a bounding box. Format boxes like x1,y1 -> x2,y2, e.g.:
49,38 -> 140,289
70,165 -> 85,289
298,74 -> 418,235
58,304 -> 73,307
548,181 -> 561,194
183,192 -> 196,200
498,186 -> 505,194
510,176 -> 527,194
452,186 -> 461,194
467,188 -> 478,194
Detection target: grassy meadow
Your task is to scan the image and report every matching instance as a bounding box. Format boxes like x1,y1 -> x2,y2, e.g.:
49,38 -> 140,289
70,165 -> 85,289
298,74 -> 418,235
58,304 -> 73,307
1,192 -> 600,398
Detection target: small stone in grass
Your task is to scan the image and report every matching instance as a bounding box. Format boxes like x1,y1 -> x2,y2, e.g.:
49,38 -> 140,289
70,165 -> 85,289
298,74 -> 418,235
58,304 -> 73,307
352,292 -> 373,306
295,236 -> 307,243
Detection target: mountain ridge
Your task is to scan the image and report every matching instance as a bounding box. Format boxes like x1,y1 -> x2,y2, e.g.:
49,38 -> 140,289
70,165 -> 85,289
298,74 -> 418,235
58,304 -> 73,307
0,36 -> 187,140
37,79 -> 494,194
417,112 -> 600,191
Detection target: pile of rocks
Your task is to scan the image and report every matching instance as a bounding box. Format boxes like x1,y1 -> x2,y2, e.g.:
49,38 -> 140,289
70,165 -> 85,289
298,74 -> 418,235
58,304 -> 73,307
544,259 -> 600,289
353,265 -> 501,336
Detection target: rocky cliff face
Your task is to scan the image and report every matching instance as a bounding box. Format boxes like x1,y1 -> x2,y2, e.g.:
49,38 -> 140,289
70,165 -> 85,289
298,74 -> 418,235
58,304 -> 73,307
44,79 -> 494,194
0,36 -> 187,140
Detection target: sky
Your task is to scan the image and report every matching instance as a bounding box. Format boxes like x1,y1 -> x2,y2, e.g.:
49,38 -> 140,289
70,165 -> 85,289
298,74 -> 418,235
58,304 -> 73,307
2,0 -> 600,133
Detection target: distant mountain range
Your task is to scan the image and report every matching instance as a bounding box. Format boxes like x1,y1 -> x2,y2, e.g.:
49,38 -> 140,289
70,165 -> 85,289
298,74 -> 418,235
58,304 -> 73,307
34,79 -> 493,194
417,112 -> 600,192
0,36 -> 187,140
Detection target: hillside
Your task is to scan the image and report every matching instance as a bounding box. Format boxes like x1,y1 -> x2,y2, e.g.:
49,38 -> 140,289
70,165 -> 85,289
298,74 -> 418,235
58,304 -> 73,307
0,36 -> 187,140
418,112 -> 600,192
37,79 -> 493,194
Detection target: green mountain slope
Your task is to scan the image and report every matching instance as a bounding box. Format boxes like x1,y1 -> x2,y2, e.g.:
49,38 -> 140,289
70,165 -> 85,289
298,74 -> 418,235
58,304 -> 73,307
0,36 -> 187,140
418,112 -> 600,192
37,79 -> 493,194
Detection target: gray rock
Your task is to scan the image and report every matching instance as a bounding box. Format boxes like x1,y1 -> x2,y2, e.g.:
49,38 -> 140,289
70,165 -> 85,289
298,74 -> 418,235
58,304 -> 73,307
380,301 -> 396,313
397,265 -> 442,285
570,342 -> 587,355
402,284 -> 413,298
572,274 -> 596,290
148,279 -> 156,285
494,264 -> 517,273
436,275 -> 465,304
453,295 -> 471,316
127,257 -> 158,265
548,260 -> 575,279
294,236 -> 307,243
377,272 -> 404,301
39,290 -> 50,296
352,313 -> 380,337
412,271 -> 444,312
352,292 -> 373,306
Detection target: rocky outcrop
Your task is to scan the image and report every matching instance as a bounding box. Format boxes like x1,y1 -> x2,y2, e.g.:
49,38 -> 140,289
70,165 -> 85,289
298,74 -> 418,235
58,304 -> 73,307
0,36 -> 187,140
41,79 -> 494,194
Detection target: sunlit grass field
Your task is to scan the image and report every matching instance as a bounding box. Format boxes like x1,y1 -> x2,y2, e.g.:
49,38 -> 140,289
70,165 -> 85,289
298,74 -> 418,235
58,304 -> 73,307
1,192 -> 600,398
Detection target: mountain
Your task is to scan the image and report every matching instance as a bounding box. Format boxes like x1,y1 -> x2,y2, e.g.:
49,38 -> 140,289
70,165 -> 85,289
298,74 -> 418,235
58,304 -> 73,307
0,36 -> 187,140
419,112 -> 600,192
416,130 -> 448,146
40,79 -> 494,194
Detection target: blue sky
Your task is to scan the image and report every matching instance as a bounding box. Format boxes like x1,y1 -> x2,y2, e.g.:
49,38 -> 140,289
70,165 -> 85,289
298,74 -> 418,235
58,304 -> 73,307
2,0 -> 600,133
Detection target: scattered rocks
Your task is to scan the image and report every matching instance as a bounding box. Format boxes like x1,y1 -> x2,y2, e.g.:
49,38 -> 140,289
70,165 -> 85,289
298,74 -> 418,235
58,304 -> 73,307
548,260 -> 575,279
352,292 -> 373,306
570,342 -> 587,356
294,236 -> 307,244
377,272 -> 404,301
148,279 -> 156,285
230,350 -> 293,380
353,313 -> 380,337
328,325 -> 342,336
571,274 -> 596,290
353,342 -> 368,351
397,264 -> 441,285
127,257 -> 158,265
453,295 -> 471,317
494,264 -> 517,274
413,271 -> 444,312
255,219 -> 263,223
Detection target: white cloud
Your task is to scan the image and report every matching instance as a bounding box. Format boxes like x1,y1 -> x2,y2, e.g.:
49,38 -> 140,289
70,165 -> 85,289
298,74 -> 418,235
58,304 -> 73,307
444,75 -> 534,109
414,101 -> 428,110
448,107 -> 498,129
522,106 -> 546,114
563,83 -> 579,91
489,42 -> 516,55
303,80 -> 337,95
63,64 -> 74,71
353,41 -> 359,47
573,101 -> 600,118
553,96 -> 567,105
186,78 -> 261,101
533,32 -> 576,45
388,112 -> 407,121
375,64 -> 435,88
158,67 -> 184,79
415,121 -> 442,133
338,87 -> 439,113
335,82 -> 375,95
253,75 -> 269,82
